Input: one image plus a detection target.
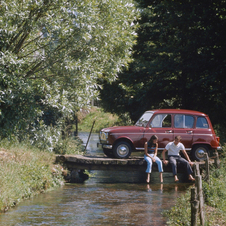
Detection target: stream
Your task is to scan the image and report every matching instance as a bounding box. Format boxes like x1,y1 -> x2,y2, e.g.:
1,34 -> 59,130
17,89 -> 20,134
0,133 -> 191,226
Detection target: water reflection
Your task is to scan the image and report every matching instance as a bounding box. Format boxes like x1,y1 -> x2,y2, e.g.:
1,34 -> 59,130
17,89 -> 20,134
0,182 -> 190,226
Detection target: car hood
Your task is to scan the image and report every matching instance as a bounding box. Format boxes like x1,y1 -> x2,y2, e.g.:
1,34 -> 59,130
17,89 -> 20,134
100,126 -> 144,133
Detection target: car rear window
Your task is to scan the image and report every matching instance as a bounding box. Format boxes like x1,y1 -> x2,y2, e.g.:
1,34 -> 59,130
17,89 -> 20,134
196,117 -> 209,128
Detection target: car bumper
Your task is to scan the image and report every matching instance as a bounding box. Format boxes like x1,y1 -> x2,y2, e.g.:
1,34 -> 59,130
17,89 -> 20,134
217,146 -> 222,151
97,143 -> 112,149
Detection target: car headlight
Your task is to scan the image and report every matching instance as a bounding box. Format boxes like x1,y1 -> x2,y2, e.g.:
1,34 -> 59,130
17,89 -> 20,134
100,131 -> 108,142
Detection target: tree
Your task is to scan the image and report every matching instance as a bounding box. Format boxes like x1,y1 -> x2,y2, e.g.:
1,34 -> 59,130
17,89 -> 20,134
99,0 -> 226,126
0,0 -> 138,148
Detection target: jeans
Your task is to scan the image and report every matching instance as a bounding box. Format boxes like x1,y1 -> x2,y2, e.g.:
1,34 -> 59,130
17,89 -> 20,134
168,155 -> 193,176
144,154 -> 163,173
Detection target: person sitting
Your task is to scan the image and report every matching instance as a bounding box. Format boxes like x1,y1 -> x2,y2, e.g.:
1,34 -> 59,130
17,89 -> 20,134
144,135 -> 163,183
162,136 -> 195,182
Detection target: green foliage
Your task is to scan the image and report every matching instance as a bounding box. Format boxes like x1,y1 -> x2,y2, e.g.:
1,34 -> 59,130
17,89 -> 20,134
0,0 -> 138,147
53,136 -> 84,155
166,145 -> 226,225
99,0 -> 226,125
77,107 -> 132,133
203,145 -> 226,213
213,124 -> 226,146
0,139 -> 65,212
165,191 -> 191,226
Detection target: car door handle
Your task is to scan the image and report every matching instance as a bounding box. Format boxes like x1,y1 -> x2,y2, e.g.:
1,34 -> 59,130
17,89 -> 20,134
187,131 -> 193,134
165,130 -> 172,133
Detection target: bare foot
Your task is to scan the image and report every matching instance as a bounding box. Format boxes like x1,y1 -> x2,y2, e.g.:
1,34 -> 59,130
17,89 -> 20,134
188,175 -> 195,181
174,175 -> 179,182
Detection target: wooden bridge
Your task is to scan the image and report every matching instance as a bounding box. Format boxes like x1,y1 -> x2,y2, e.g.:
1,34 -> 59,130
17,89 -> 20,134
55,154 -> 216,173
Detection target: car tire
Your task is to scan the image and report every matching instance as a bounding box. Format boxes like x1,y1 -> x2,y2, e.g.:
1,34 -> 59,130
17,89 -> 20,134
191,145 -> 209,161
103,148 -> 114,158
113,141 -> 132,158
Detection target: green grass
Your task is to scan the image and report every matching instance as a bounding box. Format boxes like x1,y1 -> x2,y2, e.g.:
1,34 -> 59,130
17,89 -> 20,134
0,139 -> 65,212
76,106 -> 132,133
165,144 -> 226,225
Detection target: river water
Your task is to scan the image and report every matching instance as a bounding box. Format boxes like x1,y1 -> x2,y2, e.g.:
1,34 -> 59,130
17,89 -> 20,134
0,133 -> 191,226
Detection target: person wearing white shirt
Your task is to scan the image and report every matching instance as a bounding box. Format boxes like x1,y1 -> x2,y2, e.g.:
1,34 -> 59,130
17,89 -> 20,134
162,136 -> 195,182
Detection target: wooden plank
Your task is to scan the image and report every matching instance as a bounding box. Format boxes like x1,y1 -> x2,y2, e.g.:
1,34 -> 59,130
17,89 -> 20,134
56,154 -> 212,172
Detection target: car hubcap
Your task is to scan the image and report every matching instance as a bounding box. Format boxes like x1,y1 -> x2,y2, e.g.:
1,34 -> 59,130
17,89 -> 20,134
196,148 -> 206,159
117,145 -> 129,157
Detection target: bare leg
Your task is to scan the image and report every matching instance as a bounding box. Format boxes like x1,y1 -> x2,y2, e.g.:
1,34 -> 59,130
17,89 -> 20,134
188,174 -> 195,181
146,173 -> 150,183
160,172 -> 163,183
174,175 -> 179,182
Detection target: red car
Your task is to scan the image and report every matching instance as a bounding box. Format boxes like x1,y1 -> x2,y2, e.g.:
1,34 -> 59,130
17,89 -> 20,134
98,109 -> 221,161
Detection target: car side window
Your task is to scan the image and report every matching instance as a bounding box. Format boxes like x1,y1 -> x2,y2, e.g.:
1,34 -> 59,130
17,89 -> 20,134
150,114 -> 171,128
196,117 -> 209,128
174,114 -> 194,128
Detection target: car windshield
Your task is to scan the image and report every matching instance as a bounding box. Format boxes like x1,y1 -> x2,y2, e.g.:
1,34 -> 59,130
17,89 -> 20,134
135,112 -> 153,127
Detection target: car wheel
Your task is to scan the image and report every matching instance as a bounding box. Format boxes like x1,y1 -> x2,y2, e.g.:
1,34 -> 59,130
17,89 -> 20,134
113,141 -> 132,158
103,148 -> 114,158
191,145 -> 209,161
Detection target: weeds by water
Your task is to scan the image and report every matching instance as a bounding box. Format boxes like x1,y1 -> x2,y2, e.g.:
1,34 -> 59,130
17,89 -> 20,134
0,107 -> 120,213
0,139 -> 65,212
164,191 -> 191,226
165,144 -> 226,225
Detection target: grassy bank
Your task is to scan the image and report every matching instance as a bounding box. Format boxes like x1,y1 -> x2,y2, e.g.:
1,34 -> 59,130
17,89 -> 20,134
76,107 -> 132,133
165,144 -> 226,225
0,107 -> 117,213
0,139 -> 65,212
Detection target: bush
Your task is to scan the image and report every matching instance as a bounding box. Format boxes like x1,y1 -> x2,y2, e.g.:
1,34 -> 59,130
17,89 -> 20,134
53,136 -> 84,155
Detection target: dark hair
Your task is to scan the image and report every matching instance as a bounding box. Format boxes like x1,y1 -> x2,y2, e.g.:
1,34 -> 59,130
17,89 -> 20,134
148,135 -> 158,147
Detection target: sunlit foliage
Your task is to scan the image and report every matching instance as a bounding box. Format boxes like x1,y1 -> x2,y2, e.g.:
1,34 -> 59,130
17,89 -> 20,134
0,0 -> 138,149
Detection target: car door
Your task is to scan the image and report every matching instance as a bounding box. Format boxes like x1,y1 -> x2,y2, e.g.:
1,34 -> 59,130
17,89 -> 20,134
144,113 -> 174,150
173,114 -> 195,149
193,116 -> 213,146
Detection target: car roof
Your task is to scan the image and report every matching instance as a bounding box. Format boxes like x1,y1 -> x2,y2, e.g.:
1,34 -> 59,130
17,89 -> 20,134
146,109 -> 207,117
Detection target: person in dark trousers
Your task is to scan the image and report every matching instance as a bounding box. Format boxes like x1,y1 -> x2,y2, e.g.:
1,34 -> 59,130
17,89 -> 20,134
162,136 -> 195,182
